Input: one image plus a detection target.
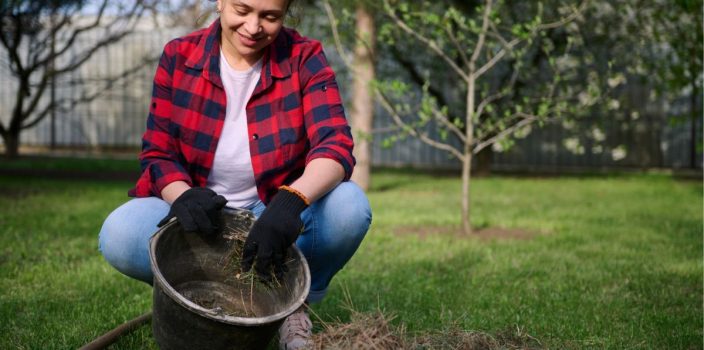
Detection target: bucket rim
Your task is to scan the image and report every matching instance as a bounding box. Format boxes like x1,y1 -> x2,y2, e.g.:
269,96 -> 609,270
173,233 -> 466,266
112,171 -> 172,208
148,211 -> 311,326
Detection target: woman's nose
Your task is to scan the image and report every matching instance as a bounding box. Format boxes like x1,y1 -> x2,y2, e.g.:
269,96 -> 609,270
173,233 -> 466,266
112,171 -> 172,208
243,15 -> 261,35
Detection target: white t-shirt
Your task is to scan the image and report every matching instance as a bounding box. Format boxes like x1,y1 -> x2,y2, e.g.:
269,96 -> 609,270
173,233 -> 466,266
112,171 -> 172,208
206,51 -> 262,208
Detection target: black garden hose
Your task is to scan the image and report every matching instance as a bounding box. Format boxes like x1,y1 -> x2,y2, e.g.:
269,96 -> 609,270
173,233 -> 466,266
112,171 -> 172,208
79,312 -> 152,350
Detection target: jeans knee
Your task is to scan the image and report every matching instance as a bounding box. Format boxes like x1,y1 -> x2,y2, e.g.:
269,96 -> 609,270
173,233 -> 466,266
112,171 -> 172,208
98,210 -> 130,272
322,181 -> 372,245
97,198 -> 166,283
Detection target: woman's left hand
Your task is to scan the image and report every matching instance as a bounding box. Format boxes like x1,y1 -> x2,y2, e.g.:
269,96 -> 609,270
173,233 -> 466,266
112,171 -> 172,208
241,188 -> 308,282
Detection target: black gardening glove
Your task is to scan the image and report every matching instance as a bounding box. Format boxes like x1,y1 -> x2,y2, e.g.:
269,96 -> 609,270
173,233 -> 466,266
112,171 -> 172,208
241,187 -> 308,283
157,187 -> 228,236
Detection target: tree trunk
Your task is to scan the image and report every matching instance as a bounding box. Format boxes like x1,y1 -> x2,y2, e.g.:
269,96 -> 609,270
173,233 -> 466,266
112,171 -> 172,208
1,131 -> 20,159
462,72 -> 476,236
461,153 -> 473,235
349,3 -> 375,191
475,146 -> 493,176
690,83 -> 700,169
5,76 -> 26,159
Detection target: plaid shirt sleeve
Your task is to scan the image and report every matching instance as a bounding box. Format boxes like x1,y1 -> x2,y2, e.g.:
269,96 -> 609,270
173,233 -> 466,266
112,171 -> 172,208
128,41 -> 193,197
297,41 -> 355,180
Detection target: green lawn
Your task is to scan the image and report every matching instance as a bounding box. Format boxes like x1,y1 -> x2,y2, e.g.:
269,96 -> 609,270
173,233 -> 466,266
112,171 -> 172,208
0,154 -> 139,172
0,159 -> 701,349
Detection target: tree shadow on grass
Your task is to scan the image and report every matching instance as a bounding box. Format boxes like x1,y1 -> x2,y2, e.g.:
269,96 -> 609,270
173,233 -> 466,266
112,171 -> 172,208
0,187 -> 43,199
0,168 -> 138,182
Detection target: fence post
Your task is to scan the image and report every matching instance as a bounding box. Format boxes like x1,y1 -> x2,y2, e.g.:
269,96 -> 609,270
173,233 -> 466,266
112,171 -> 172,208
50,13 -> 56,150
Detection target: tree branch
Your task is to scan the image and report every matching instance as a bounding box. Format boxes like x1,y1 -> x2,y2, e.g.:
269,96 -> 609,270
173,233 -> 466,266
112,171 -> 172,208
30,0 -> 147,73
28,0 -> 110,72
321,0 -> 354,70
536,2 -> 586,31
65,55 -> 158,111
20,68 -> 51,121
430,103 -> 467,144
381,0 -> 469,81
28,10 -> 72,67
0,15 -> 25,74
487,19 -> 509,48
473,1 -> 585,80
321,0 -> 378,75
472,37 -> 520,79
54,28 -> 140,75
388,45 -> 458,108
376,88 -> 463,160
472,112 -> 538,154
41,9 -> 73,43
386,46 -> 466,143
470,0 -> 493,67
445,21 -> 469,70
22,51 -> 158,130
20,102 -> 52,130
475,64 -> 520,119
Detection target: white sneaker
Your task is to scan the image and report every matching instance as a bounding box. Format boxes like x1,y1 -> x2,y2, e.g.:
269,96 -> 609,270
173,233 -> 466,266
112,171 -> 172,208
279,306 -> 313,350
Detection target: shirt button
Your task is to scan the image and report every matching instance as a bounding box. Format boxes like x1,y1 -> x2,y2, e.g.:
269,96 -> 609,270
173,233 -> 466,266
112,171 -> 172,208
252,133 -> 259,140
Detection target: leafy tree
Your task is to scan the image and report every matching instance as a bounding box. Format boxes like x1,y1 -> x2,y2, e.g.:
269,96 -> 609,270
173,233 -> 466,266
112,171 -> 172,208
0,0 -> 155,158
371,0 -> 587,234
318,0 -> 700,234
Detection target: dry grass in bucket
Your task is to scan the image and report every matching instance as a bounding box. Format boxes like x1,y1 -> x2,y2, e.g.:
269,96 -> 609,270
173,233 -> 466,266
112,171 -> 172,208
183,221 -> 295,319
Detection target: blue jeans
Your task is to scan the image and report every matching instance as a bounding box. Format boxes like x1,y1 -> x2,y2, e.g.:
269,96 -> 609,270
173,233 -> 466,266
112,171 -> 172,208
98,182 -> 371,303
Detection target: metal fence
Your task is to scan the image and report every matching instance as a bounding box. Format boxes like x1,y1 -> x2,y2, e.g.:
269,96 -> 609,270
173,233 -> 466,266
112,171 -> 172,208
0,26 -> 181,149
1,22 -> 700,170
371,107 -> 701,170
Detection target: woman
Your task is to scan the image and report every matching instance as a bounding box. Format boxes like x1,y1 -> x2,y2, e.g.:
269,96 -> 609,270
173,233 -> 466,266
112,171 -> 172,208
98,1 -> 371,348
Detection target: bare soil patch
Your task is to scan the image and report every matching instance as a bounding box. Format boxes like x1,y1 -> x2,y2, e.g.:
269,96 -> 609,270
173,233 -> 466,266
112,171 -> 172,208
394,225 -> 541,241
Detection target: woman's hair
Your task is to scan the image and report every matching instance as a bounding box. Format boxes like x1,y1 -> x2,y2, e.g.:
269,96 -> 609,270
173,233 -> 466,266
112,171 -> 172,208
198,0 -> 300,27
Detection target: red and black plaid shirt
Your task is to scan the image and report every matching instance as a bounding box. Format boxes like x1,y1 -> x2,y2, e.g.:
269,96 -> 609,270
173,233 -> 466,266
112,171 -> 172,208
129,20 -> 355,203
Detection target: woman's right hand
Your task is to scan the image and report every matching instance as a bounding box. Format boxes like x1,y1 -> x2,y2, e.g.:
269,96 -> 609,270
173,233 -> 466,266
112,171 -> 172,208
157,187 -> 227,236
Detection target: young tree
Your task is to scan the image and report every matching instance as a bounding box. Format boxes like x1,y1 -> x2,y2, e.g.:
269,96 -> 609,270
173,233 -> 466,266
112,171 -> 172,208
376,0 -> 587,234
0,0 -> 154,158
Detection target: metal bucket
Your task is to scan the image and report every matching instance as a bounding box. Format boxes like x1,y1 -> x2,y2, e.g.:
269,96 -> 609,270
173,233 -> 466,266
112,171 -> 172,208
149,209 -> 311,350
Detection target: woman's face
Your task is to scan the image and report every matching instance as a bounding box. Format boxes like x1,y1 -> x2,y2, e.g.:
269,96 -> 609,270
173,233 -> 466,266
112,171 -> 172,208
217,0 -> 288,64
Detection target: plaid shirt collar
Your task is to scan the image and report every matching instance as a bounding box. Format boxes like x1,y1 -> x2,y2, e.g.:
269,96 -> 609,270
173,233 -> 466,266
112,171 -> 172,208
184,20 -> 293,90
